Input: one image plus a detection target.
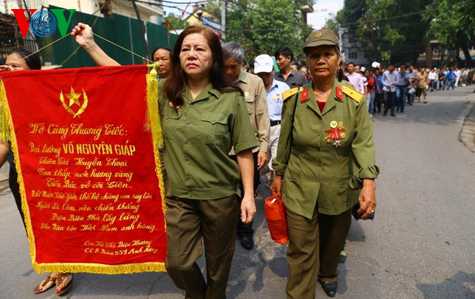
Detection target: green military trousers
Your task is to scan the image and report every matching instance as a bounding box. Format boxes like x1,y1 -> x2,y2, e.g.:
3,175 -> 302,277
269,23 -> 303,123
286,207 -> 352,299
165,195 -> 239,299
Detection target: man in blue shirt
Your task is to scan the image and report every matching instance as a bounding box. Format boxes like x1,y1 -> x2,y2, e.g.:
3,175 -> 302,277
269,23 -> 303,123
254,54 -> 290,191
445,68 -> 456,90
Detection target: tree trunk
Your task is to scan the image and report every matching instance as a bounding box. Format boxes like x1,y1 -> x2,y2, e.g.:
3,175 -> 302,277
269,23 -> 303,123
457,31 -> 473,67
425,39 -> 433,69
131,0 -> 151,62
460,43 -> 473,67
456,47 -> 463,67
440,48 -> 445,67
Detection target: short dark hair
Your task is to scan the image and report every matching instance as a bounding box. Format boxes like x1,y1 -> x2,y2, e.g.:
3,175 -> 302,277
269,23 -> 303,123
399,63 -> 406,67
346,62 -> 355,67
8,49 -> 42,70
151,47 -> 172,59
275,47 -> 294,62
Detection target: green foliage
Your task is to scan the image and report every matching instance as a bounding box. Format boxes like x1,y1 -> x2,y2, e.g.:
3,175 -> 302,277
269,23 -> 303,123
165,13 -> 187,30
423,0 -> 475,64
380,50 -> 391,64
225,0 -> 313,62
337,0 -> 433,64
324,17 -> 340,34
205,0 -> 222,20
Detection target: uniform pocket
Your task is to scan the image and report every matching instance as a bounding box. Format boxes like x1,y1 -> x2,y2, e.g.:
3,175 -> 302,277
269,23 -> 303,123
200,112 -> 228,144
164,111 -> 182,140
245,97 -> 254,115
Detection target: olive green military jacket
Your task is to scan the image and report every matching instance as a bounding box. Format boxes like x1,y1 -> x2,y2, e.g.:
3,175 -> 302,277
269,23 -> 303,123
159,82 -> 258,200
272,79 -> 379,218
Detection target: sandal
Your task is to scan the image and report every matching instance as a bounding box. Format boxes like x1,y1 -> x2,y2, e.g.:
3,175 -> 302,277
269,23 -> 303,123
55,273 -> 73,296
33,275 -> 56,294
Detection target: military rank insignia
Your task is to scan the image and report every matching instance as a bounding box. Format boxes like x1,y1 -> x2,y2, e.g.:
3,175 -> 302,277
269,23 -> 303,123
336,86 -> 343,101
282,87 -> 304,101
300,89 -> 309,103
341,86 -> 364,103
325,121 -> 346,147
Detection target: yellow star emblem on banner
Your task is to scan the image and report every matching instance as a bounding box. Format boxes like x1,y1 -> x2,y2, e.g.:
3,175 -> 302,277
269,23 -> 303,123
66,87 -> 82,107
60,88 -> 89,118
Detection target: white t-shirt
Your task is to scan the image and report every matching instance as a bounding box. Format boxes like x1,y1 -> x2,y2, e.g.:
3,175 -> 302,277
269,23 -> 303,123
428,71 -> 437,80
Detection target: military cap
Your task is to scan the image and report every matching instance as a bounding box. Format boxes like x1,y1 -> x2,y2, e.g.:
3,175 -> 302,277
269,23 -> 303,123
304,28 -> 339,50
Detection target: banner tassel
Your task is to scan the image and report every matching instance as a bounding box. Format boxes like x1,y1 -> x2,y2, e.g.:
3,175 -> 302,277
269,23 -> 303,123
0,82 -> 11,142
145,65 -> 167,224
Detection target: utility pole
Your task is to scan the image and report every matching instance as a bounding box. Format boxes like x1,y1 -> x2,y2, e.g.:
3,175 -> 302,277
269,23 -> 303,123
221,0 -> 226,40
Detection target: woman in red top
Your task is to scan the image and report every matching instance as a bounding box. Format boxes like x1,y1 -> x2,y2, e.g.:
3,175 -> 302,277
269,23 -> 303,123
365,69 -> 375,118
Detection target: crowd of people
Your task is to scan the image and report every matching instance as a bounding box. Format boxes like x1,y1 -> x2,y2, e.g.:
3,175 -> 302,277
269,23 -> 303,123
0,23 -> 469,299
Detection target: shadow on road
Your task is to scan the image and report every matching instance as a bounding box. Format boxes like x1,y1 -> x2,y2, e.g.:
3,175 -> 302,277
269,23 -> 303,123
226,181 -> 287,299
416,271 -> 475,299
347,218 -> 366,242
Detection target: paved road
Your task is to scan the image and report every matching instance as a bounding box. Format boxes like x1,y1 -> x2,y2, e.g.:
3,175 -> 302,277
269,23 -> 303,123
1,87 -> 474,299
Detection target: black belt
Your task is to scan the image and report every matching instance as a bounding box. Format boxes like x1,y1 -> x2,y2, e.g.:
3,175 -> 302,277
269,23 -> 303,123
270,120 -> 281,127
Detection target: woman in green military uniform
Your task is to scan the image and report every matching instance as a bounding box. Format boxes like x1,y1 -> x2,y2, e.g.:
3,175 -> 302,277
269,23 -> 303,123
72,24 -> 259,298
271,29 -> 379,298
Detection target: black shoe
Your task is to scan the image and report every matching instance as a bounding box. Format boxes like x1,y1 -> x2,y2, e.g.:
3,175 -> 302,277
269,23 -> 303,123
239,235 -> 254,250
391,113 -> 396,117
320,281 -> 337,297
383,110 -> 388,116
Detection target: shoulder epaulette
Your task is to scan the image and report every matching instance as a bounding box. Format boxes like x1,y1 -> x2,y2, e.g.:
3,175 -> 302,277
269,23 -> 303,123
341,85 -> 364,103
282,87 -> 304,101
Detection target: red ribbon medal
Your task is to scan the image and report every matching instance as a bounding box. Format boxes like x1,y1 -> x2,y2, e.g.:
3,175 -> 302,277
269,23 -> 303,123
325,121 -> 346,147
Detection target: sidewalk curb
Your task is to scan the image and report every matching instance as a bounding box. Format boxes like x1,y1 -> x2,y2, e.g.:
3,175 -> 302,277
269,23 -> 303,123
459,93 -> 475,153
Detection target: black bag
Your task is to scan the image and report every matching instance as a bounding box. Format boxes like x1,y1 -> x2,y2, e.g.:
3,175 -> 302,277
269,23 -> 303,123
352,203 -> 375,221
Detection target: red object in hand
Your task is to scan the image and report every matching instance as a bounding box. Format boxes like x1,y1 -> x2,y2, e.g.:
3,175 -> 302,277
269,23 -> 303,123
264,194 -> 289,244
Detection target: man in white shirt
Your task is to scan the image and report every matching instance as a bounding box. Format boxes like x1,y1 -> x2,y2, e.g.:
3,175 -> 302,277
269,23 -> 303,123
345,62 -> 365,94
407,65 -> 418,105
428,69 -> 438,92
382,63 -> 400,117
454,68 -> 461,87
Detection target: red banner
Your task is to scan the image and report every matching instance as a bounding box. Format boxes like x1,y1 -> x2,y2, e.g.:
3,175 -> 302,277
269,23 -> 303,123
0,66 -> 166,274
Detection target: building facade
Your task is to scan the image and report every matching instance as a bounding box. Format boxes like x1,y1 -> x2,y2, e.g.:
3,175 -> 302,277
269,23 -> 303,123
339,29 -> 370,66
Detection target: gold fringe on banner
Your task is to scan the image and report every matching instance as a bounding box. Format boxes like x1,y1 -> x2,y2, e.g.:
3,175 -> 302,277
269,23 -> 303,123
0,81 -> 11,142
32,262 -> 166,275
0,81 -> 39,273
2,71 -> 168,274
146,65 -> 167,222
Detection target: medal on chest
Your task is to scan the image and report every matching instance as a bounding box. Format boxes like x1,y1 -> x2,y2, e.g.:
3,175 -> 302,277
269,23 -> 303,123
272,93 -> 281,102
325,121 -> 346,147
